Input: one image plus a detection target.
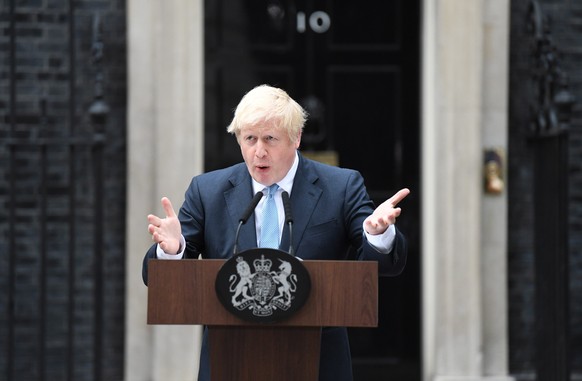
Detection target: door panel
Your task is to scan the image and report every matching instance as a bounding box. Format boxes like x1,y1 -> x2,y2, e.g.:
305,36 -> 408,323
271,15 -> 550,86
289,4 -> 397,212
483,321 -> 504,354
328,66 -> 400,189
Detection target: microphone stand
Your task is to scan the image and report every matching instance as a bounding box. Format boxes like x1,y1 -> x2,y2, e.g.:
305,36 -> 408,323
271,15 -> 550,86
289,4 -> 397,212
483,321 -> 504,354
233,191 -> 264,255
281,191 -> 294,256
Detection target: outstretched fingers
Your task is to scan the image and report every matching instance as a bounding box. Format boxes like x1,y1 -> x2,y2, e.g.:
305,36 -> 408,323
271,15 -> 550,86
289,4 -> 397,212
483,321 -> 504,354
161,197 -> 177,218
147,214 -> 162,228
146,197 -> 182,254
364,188 -> 410,235
387,188 -> 410,207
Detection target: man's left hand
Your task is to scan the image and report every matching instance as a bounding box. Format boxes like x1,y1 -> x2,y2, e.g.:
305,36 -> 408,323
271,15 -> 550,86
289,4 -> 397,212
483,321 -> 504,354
364,188 -> 410,235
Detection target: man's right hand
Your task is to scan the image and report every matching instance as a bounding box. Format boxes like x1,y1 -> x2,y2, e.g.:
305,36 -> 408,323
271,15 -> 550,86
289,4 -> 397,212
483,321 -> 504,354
147,197 -> 182,255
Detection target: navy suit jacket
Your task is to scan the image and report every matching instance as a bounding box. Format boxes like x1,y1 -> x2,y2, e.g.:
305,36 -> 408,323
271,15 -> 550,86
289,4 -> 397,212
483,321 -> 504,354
142,153 -> 407,381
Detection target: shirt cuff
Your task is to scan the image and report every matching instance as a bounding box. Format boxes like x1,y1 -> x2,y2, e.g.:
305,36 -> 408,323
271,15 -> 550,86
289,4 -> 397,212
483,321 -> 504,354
364,224 -> 396,254
156,235 -> 186,259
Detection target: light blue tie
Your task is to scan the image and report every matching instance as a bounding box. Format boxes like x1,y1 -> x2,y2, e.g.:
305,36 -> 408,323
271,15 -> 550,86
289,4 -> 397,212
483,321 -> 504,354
260,184 -> 279,249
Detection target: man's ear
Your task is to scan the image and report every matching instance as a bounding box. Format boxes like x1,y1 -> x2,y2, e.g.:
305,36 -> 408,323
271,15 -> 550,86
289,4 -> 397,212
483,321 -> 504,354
295,131 -> 302,149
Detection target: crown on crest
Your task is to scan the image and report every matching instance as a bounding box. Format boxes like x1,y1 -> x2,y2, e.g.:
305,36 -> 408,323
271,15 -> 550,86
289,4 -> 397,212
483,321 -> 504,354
253,255 -> 272,272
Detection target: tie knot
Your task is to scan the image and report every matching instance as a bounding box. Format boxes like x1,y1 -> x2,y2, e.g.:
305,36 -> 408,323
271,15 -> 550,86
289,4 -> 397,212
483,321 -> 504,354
267,184 -> 279,197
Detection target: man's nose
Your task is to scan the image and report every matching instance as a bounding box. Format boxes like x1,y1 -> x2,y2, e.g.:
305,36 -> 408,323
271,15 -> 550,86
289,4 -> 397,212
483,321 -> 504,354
255,141 -> 267,157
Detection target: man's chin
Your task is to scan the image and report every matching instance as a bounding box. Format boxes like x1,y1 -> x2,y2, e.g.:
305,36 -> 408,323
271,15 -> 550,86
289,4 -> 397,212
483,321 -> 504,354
251,171 -> 269,184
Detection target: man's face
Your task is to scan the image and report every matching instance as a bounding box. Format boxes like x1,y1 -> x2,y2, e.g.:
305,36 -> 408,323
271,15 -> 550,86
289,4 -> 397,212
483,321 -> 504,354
238,122 -> 300,186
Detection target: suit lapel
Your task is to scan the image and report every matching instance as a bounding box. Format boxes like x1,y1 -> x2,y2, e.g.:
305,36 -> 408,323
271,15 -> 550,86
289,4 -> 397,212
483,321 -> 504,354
280,155 -> 321,256
224,168 -> 257,253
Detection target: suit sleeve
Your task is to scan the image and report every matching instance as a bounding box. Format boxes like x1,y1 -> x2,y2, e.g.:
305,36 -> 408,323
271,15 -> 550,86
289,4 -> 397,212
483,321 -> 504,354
361,227 -> 407,276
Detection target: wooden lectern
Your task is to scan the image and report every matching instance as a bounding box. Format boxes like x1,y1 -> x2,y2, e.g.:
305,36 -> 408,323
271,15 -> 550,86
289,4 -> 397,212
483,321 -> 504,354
147,259 -> 378,381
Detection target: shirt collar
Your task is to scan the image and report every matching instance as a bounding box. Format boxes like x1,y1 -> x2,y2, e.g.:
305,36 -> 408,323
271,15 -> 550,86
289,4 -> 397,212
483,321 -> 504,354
252,151 -> 299,195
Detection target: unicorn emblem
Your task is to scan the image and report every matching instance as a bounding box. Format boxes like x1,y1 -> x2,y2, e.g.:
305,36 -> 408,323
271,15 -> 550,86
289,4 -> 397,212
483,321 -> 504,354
271,259 -> 298,306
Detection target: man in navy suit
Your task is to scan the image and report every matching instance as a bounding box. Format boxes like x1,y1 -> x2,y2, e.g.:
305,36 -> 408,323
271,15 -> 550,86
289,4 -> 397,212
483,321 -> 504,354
143,84 -> 410,381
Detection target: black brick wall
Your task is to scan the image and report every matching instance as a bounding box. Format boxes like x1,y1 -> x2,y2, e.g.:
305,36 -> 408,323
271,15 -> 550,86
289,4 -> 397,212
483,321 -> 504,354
509,0 -> 582,379
0,0 -> 126,380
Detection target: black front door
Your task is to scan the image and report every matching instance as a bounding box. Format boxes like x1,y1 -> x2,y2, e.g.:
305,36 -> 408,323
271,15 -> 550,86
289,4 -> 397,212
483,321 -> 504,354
204,1 -> 421,379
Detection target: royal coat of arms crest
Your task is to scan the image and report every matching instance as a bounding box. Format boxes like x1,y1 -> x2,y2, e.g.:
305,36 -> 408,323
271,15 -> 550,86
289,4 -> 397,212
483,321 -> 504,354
215,248 -> 311,323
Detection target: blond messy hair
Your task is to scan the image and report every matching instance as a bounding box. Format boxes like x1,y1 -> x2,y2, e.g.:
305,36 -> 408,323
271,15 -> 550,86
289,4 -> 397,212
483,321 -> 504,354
227,85 -> 308,143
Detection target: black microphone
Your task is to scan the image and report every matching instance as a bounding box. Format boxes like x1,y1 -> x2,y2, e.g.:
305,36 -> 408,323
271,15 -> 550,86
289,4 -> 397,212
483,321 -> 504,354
281,191 -> 294,256
240,191 -> 264,224
233,191 -> 264,254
